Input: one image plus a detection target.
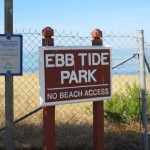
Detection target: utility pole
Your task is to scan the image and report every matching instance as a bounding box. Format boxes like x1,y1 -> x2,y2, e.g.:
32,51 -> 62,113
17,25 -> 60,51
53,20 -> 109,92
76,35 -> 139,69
4,0 -> 14,149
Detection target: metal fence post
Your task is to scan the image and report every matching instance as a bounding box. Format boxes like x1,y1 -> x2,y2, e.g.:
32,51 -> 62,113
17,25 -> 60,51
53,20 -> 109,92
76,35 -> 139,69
92,29 -> 104,150
42,27 -> 55,150
138,29 -> 149,150
5,0 -> 14,150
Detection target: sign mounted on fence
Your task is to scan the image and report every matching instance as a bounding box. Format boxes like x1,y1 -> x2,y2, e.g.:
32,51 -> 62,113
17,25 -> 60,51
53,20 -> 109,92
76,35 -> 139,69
39,46 -> 111,106
0,34 -> 23,76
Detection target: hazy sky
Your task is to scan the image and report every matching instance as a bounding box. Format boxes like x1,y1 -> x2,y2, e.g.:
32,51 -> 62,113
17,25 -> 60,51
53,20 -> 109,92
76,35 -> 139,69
0,0 -> 150,41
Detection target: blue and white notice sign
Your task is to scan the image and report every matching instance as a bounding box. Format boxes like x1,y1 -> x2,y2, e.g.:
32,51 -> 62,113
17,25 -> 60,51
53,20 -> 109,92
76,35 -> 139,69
0,34 -> 23,76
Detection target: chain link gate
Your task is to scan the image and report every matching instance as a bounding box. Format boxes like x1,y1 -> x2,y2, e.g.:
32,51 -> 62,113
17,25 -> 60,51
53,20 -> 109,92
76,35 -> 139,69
0,29 -> 150,149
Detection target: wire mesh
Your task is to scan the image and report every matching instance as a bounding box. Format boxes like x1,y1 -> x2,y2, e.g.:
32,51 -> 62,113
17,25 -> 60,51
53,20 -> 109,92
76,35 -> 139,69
0,77 -> 5,128
145,42 -> 150,125
0,29 -> 149,149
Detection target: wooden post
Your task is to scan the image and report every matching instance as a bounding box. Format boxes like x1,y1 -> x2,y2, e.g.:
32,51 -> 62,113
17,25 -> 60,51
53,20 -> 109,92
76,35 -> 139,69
42,27 -> 55,150
92,29 -> 104,150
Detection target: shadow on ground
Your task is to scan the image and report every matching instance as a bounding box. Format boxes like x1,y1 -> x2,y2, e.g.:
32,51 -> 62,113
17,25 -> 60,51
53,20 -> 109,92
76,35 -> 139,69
0,123 -> 149,150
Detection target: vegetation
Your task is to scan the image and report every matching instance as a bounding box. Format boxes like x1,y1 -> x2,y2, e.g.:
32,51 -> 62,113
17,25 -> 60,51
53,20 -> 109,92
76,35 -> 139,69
105,82 -> 150,123
1,76 -> 150,149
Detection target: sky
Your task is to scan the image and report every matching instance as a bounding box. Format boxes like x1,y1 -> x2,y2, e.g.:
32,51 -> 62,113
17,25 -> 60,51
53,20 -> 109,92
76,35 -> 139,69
0,0 -> 150,41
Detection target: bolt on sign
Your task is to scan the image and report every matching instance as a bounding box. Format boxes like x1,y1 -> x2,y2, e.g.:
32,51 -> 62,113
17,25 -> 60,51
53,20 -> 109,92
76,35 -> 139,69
39,46 -> 112,106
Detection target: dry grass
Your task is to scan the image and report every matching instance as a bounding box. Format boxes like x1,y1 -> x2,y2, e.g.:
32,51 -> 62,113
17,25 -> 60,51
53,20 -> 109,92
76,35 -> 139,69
0,74 -> 150,149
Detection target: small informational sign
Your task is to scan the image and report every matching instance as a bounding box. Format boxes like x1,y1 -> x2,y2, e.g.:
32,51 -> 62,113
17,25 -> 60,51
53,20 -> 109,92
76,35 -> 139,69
39,46 -> 111,106
0,34 -> 23,76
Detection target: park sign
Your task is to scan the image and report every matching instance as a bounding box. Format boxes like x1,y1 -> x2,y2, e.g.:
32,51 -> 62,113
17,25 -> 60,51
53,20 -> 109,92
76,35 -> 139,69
39,46 -> 112,106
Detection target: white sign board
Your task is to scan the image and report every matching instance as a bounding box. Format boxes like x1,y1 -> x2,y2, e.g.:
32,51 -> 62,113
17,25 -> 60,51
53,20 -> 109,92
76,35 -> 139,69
0,34 -> 23,76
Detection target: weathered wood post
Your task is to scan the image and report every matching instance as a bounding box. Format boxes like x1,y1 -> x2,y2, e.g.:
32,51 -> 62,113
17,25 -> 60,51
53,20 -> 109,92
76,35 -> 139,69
92,29 -> 104,150
42,27 -> 55,150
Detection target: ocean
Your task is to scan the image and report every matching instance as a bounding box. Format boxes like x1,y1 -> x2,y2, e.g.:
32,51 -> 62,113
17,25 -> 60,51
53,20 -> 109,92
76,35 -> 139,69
23,48 -> 140,75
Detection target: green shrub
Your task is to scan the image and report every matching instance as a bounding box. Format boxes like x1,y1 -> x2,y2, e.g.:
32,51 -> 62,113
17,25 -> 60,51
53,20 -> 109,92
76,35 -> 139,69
105,82 -> 150,123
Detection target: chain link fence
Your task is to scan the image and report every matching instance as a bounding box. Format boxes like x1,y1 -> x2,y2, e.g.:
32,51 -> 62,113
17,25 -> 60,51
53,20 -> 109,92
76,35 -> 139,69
0,29 -> 150,149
